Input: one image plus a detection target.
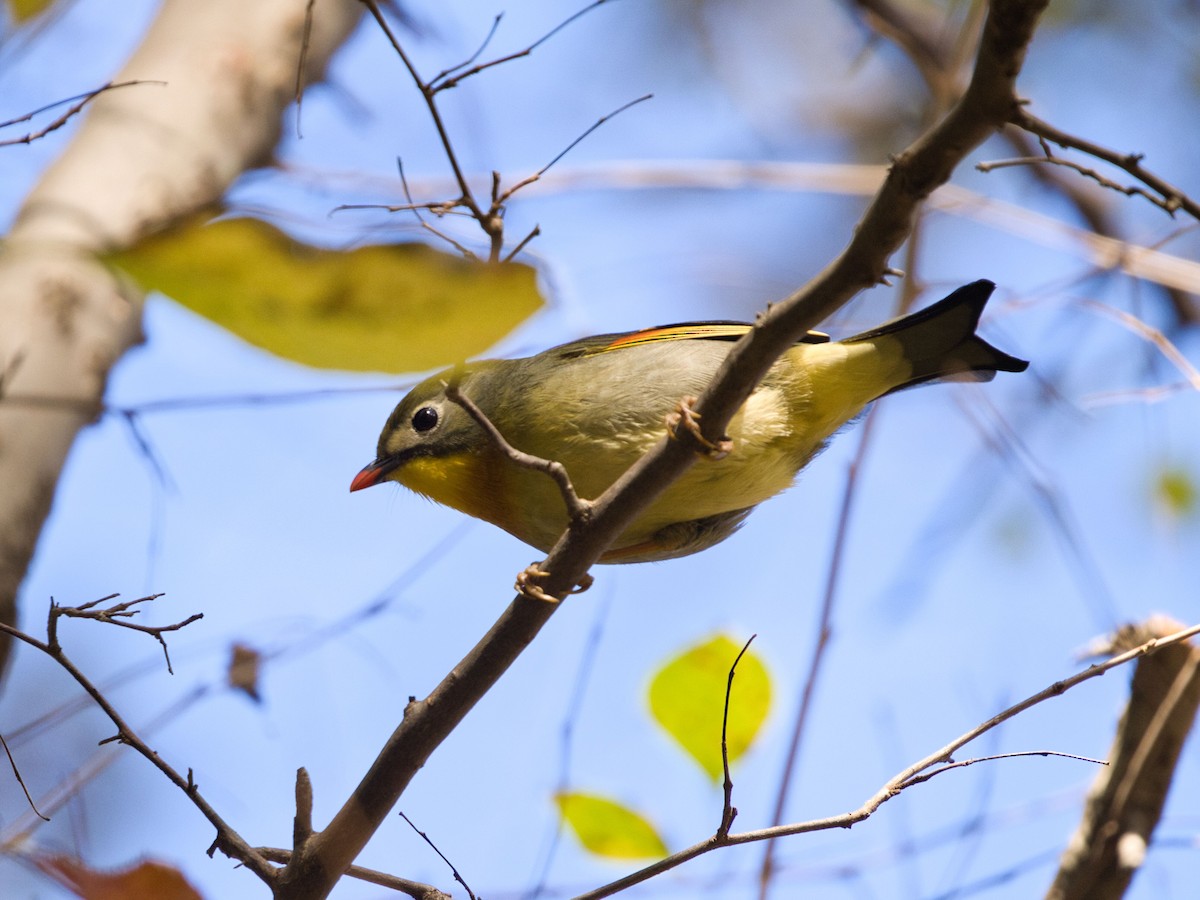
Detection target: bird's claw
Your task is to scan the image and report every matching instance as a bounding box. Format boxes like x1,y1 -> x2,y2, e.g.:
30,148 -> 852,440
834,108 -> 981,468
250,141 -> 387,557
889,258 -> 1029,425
667,396 -> 733,460
515,565 -> 594,604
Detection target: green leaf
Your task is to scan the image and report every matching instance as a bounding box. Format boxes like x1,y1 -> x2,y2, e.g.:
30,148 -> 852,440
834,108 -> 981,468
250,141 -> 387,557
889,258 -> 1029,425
554,792 -> 668,860
8,0 -> 55,22
1155,465 -> 1197,520
648,634 -> 770,781
107,215 -> 542,373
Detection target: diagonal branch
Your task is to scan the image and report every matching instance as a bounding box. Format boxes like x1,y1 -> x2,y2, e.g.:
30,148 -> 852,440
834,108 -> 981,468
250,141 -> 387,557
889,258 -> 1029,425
278,2 -> 1052,896
572,622 -> 1200,900
1010,109 -> 1200,222
0,610 -> 271,883
0,81 -> 161,148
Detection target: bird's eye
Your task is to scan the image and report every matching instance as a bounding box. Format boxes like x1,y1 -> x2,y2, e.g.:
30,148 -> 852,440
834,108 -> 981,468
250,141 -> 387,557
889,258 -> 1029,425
411,406 -> 439,433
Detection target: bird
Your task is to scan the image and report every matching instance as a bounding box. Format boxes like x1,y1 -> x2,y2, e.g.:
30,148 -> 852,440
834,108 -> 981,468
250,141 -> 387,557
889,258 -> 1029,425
351,280 -> 1027,564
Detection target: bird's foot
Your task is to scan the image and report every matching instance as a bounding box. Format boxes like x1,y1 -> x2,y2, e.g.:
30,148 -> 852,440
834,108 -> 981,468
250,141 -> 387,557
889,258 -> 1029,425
515,565 -> 594,604
667,396 -> 733,460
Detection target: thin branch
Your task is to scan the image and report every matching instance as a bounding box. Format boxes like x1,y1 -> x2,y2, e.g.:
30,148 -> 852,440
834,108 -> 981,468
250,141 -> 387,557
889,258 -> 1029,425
977,153 -> 1181,216
0,617 -> 273,884
571,623 -> 1200,900
1082,380 -> 1198,409
0,81 -> 163,148
294,0 -> 318,139
429,13 -> 503,86
898,750 -> 1107,790
359,0 -> 487,229
0,350 -> 25,395
294,768 -> 314,847
495,94 -> 654,205
503,224 -> 541,263
1075,298 -> 1200,394
443,377 -> 592,524
258,847 -> 449,899
399,812 -> 477,900
757,408 -> 878,896
994,123 -> 1199,326
0,732 -> 49,822
1,685 -> 212,852
530,589 -> 614,896
430,0 -> 617,93
717,635 -> 756,838
55,594 -> 202,675
357,0 -> 637,261
957,391 -> 1119,630
1009,108 -> 1200,222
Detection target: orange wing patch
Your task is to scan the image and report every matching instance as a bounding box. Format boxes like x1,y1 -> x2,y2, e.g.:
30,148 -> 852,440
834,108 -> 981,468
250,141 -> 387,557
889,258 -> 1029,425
594,322 -> 829,355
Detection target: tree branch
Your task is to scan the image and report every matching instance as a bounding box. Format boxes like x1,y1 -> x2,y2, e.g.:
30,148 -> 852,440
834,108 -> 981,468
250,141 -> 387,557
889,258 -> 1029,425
0,601 -> 271,883
0,0 -> 362,682
572,622 -> 1200,900
1010,109 -> 1200,222
1047,617 -> 1200,899
275,3 -> 1052,896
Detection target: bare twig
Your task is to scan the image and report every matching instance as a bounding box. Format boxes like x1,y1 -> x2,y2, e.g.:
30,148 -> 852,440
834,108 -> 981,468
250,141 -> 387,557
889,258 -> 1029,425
294,768 -> 314,847
54,594 -> 202,675
294,0 -> 318,138
1007,109 -> 1200,222
897,750 -> 1107,790
957,391 -> 1118,630
994,124 -> 1199,326
356,0 -> 641,261
503,224 -> 542,263
399,812 -> 477,900
757,409 -> 878,896
260,847 -> 450,899
571,622 -> 1200,900
430,13 -> 503,86
495,94 -> 653,206
0,732 -> 49,822
0,616 -> 272,883
1075,298 -> 1200,394
717,635 -> 756,838
443,377 -> 592,524
1,684 -> 212,852
977,153 -> 1181,217
431,1 -> 617,93
0,81 -> 162,147
530,590 -> 615,895
359,0 -> 486,228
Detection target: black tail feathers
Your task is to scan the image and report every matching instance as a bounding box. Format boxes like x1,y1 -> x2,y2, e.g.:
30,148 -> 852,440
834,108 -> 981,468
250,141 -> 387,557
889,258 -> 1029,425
845,280 -> 1028,392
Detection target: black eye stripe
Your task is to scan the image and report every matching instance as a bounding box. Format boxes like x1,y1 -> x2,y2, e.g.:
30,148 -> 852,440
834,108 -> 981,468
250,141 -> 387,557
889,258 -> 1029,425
412,406 -> 439,433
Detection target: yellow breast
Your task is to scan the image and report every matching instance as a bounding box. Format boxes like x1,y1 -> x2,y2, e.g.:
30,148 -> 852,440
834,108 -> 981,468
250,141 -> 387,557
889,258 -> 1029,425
399,450 -> 513,534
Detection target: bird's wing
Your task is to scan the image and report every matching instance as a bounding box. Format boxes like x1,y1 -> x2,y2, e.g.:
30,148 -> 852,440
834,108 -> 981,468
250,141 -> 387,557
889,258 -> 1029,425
553,321 -> 829,360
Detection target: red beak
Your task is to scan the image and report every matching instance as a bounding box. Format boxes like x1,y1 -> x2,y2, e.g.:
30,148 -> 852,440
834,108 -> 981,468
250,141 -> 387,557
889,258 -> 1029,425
350,457 -> 398,492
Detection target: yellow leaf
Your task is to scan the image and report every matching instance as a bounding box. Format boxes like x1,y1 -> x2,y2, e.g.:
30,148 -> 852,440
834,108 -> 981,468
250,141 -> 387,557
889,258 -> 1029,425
1155,465 -> 1197,520
107,216 -> 543,372
8,0 -> 55,23
555,792 -> 668,860
648,634 -> 770,781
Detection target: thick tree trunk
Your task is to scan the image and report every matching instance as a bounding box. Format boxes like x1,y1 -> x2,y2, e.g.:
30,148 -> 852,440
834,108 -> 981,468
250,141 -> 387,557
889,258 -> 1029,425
0,0 -> 362,677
